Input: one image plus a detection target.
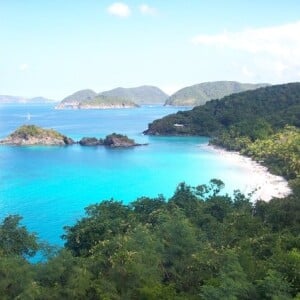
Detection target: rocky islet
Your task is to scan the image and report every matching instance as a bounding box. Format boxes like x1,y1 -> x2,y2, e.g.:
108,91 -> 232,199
0,125 -> 145,148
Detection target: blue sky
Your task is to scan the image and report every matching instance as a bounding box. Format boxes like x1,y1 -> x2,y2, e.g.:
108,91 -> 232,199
1,1 -> 300,99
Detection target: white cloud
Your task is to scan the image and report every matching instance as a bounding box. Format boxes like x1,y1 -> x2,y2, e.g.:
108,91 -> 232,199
19,63 -> 29,71
241,66 -> 255,79
107,2 -> 131,18
191,21 -> 300,82
192,21 -> 300,60
161,84 -> 185,95
139,4 -> 156,16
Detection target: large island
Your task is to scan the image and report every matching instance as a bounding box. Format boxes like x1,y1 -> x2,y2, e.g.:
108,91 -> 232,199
55,85 -> 168,109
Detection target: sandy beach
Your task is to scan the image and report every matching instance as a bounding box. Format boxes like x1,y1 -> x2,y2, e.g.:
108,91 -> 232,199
203,144 -> 292,202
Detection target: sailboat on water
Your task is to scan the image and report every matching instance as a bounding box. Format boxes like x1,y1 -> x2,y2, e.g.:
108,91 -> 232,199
26,113 -> 31,121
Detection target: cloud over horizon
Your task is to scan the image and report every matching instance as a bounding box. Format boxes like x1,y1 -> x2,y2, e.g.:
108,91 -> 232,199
107,2 -> 131,18
191,21 -> 300,82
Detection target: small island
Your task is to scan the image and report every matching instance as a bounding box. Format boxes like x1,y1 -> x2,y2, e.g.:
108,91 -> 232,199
0,125 -> 74,146
0,125 -> 145,148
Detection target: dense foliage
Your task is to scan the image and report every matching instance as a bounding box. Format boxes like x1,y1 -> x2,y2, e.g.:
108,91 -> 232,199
213,126 -> 300,180
0,180 -> 299,299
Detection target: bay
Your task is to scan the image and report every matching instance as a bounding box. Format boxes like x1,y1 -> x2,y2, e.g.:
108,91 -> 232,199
0,104 -> 254,246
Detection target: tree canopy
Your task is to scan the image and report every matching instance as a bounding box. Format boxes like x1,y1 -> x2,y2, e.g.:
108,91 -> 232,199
0,179 -> 299,299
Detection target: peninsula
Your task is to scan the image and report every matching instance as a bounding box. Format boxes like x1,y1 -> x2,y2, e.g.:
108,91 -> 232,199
144,83 -> 300,198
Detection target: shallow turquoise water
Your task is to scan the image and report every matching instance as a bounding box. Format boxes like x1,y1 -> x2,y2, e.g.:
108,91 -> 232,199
0,104 -> 251,246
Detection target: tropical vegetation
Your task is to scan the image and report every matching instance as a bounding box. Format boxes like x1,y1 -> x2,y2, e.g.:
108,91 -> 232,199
0,179 -> 299,299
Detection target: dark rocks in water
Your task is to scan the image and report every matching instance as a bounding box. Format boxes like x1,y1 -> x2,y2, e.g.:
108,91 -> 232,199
79,137 -> 104,146
63,136 -> 75,145
79,133 -> 147,148
103,133 -> 137,147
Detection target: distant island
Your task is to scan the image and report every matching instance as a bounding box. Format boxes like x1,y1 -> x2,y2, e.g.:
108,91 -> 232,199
0,95 -> 56,104
0,125 -> 144,148
164,81 -> 269,106
2,82 -> 271,108
56,85 -> 168,109
100,85 -> 168,105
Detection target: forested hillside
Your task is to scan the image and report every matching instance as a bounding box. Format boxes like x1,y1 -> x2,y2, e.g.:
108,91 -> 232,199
146,83 -> 300,136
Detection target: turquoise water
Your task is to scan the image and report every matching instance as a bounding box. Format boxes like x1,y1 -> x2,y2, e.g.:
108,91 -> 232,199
0,104 -> 250,246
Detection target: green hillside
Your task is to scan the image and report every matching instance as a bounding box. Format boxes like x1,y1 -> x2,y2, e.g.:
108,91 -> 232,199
61,89 -> 97,103
164,81 -> 269,106
100,85 -> 168,105
56,89 -> 98,108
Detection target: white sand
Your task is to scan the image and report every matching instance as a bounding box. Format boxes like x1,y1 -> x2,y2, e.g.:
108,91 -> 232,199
203,144 -> 292,202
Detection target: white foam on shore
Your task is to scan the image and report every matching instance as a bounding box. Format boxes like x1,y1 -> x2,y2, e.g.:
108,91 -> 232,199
201,144 -> 292,202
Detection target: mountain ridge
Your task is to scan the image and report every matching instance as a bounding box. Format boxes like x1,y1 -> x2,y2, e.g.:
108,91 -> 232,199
164,81 -> 269,106
100,85 -> 168,105
0,95 -> 56,103
56,85 -> 168,109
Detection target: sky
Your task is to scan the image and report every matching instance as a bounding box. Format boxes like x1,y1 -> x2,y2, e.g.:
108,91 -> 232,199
1,0 -> 300,100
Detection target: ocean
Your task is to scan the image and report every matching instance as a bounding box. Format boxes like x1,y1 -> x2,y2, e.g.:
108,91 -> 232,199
0,104 -> 254,246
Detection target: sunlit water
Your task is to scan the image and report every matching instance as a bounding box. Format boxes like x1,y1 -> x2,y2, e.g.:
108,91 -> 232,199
0,104 -> 254,245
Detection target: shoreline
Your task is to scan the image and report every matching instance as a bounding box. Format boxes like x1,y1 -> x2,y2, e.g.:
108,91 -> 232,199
202,144 -> 292,202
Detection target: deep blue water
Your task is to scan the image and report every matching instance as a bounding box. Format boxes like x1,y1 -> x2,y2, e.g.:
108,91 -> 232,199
0,104 -> 250,246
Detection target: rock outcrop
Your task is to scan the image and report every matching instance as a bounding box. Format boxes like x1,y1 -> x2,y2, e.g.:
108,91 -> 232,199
79,137 -> 103,146
103,133 -> 137,147
80,133 -> 145,148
